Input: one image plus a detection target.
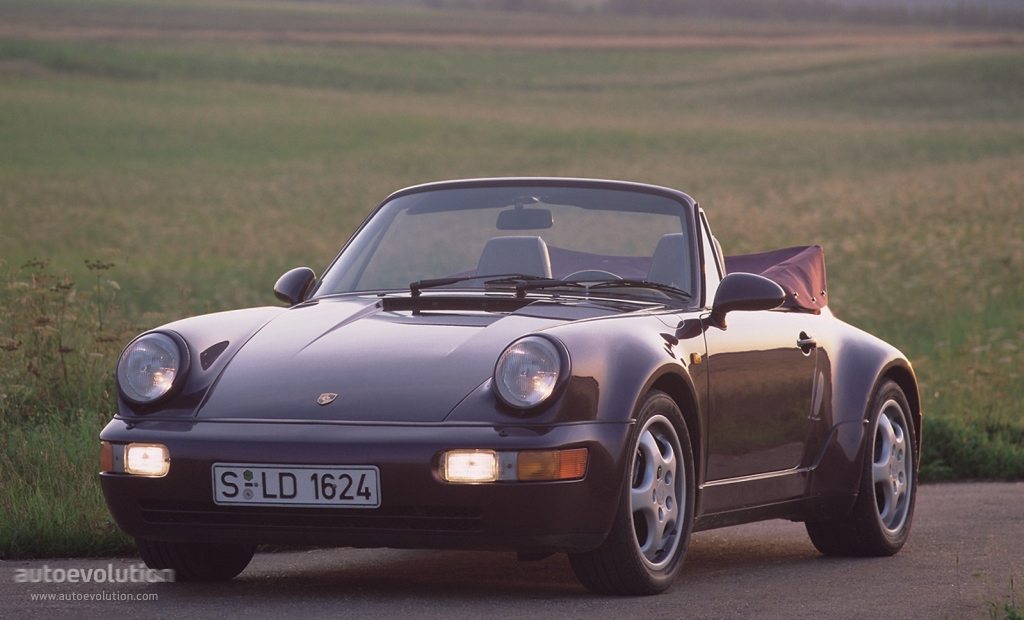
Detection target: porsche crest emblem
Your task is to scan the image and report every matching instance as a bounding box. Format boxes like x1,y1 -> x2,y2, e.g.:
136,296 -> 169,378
317,393 -> 338,406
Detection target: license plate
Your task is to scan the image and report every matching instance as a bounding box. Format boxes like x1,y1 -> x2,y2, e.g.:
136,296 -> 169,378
212,463 -> 380,508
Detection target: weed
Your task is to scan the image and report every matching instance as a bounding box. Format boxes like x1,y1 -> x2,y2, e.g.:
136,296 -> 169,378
0,259 -> 135,557
988,574 -> 1023,620
0,259 -> 130,425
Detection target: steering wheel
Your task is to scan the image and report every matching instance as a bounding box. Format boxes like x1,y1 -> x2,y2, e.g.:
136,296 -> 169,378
563,270 -> 622,282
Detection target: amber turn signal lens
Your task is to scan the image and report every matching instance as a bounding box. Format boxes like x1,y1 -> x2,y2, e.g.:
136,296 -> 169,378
517,448 -> 588,481
100,441 -> 113,473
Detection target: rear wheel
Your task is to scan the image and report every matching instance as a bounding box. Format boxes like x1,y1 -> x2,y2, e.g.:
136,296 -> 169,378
136,538 -> 256,582
805,380 -> 917,556
569,391 -> 695,595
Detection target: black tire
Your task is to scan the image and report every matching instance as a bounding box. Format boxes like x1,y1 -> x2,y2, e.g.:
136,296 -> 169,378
136,538 -> 256,582
569,390 -> 695,595
805,380 -> 918,556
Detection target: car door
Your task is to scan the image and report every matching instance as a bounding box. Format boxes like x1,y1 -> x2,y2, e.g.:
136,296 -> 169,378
703,310 -> 817,481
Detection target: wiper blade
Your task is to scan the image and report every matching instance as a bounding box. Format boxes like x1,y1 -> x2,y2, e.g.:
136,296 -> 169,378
409,273 -> 551,297
410,275 -> 691,303
495,276 -> 689,301
509,278 -> 586,299
409,275 -> 476,297
481,274 -> 553,286
588,279 -> 692,300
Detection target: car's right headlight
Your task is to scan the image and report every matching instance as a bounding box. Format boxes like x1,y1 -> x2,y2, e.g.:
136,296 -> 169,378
493,335 -> 568,411
116,332 -> 188,406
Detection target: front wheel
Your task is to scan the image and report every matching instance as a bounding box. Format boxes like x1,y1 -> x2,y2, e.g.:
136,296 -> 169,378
805,380 -> 918,556
569,391 -> 695,595
136,538 -> 256,582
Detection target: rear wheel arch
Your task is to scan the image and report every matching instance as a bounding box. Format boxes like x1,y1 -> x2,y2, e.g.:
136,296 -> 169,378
805,379 -> 917,556
880,364 -> 921,459
806,358 -> 920,510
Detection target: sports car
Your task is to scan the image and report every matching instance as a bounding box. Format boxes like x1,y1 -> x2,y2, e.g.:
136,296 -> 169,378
100,178 -> 920,595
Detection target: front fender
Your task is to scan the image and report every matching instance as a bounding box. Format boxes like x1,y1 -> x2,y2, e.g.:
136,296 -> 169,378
551,313 -> 702,426
116,306 -> 286,417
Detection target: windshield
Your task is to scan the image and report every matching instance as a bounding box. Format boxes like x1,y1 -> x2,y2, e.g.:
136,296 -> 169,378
316,184 -> 697,302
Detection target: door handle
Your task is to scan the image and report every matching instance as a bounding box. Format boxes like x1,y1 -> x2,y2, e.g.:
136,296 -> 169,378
798,332 -> 817,354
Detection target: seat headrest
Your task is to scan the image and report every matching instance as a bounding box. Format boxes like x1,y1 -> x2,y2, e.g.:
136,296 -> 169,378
647,233 -> 692,293
476,236 -> 553,279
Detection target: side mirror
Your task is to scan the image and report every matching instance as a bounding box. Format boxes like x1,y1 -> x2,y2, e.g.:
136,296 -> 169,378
709,272 -> 785,328
274,267 -> 316,306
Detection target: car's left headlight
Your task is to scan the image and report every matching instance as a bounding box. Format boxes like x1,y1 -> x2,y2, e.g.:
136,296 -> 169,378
116,332 -> 189,406
493,335 -> 567,410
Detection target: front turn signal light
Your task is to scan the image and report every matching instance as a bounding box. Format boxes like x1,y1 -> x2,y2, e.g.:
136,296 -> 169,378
440,448 -> 588,483
100,441 -> 114,473
518,448 -> 588,481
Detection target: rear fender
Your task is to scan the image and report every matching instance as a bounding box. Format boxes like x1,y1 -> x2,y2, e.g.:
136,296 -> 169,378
808,322 -> 919,504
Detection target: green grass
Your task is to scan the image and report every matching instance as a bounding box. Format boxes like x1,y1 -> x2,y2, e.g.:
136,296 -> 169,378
0,259 -> 135,555
1,0 -> 1023,558
0,416 -> 131,557
988,574 -> 1024,620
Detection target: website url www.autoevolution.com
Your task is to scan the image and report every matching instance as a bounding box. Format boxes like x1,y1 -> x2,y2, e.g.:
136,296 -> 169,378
29,592 -> 158,602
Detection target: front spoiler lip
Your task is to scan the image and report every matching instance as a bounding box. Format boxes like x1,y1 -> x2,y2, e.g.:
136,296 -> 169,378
99,418 -> 631,553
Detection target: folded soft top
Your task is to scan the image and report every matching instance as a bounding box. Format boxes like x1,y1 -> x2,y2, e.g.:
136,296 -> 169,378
724,245 -> 827,313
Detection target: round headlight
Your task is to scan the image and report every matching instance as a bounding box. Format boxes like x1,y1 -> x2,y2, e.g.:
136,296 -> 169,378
117,333 -> 185,405
493,336 -> 566,410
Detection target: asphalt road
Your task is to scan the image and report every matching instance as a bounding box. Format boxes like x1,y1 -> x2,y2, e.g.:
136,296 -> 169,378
2,482 -> 1021,620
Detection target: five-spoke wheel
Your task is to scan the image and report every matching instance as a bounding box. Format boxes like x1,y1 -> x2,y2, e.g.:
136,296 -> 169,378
569,390 -> 694,595
872,398 -> 912,535
805,380 -> 918,556
630,415 -> 685,570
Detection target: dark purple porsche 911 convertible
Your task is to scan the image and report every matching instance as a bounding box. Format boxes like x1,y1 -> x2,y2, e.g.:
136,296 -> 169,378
100,178 -> 920,595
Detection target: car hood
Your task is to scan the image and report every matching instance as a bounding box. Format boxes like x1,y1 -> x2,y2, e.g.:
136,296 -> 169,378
195,296 -> 618,422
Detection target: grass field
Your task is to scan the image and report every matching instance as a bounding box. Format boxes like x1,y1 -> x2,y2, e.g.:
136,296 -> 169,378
2,0 -> 1023,557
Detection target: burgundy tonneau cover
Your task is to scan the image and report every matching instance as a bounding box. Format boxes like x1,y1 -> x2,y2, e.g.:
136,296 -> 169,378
724,245 -> 828,313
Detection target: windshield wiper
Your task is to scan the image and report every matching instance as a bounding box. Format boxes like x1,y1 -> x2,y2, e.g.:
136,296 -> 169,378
410,275 -> 475,297
508,278 -> 586,299
409,275 -> 690,302
588,279 -> 692,300
410,273 -> 551,297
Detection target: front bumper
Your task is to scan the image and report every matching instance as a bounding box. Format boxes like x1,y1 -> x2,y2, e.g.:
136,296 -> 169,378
100,418 -> 631,553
